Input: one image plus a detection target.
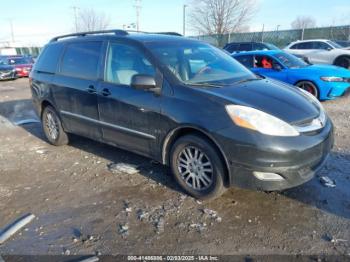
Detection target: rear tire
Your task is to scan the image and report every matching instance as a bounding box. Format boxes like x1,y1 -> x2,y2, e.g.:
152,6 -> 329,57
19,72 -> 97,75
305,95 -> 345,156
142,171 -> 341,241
296,81 -> 319,99
170,135 -> 226,200
42,105 -> 69,146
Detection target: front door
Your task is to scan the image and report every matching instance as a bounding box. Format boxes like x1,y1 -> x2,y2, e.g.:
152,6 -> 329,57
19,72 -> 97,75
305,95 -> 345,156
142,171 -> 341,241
251,55 -> 288,82
97,42 -> 162,157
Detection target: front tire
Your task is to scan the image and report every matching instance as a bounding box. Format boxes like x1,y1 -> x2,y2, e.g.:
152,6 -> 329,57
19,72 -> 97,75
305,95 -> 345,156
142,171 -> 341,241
296,81 -> 319,99
42,106 -> 69,146
334,56 -> 350,69
170,135 -> 226,200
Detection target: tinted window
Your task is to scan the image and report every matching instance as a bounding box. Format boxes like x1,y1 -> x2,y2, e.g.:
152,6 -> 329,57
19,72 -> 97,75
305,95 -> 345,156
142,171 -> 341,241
254,43 -> 268,50
313,41 -> 331,50
60,42 -> 102,79
298,42 -> 313,49
273,52 -> 308,68
235,55 -> 254,68
225,43 -> 239,53
238,43 -> 252,51
106,43 -> 155,85
34,44 -> 64,73
254,55 -> 275,69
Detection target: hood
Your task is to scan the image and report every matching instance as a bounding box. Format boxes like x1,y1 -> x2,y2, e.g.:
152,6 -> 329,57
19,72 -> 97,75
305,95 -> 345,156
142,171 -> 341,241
0,65 -> 14,71
292,64 -> 350,77
197,78 -> 319,124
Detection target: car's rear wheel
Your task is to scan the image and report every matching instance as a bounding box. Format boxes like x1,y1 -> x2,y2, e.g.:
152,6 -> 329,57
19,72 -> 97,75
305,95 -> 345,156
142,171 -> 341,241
296,81 -> 319,98
170,135 -> 226,200
42,105 -> 69,146
334,56 -> 350,69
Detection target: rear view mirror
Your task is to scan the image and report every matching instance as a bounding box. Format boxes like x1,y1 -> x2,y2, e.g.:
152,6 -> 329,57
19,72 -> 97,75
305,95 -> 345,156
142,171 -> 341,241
131,74 -> 156,90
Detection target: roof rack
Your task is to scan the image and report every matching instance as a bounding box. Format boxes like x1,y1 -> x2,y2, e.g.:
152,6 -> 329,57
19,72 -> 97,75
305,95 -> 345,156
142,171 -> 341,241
50,29 -> 129,42
50,29 -> 182,42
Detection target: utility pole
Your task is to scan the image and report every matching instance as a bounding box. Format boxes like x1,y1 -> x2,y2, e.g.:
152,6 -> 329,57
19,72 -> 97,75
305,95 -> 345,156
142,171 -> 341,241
134,0 -> 142,32
8,19 -> 15,43
71,6 -> 79,32
183,5 -> 188,36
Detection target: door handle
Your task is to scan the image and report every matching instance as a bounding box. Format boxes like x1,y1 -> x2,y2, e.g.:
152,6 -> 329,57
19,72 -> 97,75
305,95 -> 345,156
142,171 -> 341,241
86,85 -> 96,94
101,88 -> 111,97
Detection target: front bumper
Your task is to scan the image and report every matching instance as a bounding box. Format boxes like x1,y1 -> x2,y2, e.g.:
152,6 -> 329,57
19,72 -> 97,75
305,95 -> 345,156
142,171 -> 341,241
320,81 -> 350,99
0,71 -> 16,80
213,118 -> 334,191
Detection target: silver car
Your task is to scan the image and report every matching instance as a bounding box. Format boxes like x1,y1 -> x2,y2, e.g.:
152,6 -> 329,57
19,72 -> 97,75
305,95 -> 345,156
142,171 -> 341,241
284,39 -> 350,69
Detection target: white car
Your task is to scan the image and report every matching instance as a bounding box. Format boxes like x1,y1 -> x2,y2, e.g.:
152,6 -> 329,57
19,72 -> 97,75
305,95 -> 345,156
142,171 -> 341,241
284,39 -> 350,69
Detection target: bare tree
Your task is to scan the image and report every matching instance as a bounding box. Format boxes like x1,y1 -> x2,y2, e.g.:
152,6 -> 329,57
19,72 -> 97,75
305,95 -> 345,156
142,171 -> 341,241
77,8 -> 110,32
188,0 -> 257,46
291,16 -> 316,30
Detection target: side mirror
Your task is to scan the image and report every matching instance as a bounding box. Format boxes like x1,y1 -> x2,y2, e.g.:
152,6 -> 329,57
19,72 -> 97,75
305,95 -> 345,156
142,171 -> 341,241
327,47 -> 332,51
273,63 -> 282,71
131,74 -> 156,90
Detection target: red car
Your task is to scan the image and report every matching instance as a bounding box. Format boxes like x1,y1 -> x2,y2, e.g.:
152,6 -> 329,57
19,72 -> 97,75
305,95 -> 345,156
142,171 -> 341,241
6,56 -> 34,77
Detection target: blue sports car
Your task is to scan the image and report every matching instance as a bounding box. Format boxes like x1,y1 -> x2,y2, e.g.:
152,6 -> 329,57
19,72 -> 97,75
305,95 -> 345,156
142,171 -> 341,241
233,50 -> 350,100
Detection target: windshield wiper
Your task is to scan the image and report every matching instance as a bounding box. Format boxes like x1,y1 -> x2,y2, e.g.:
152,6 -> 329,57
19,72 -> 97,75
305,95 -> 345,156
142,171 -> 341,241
186,82 -> 222,88
233,78 -> 261,85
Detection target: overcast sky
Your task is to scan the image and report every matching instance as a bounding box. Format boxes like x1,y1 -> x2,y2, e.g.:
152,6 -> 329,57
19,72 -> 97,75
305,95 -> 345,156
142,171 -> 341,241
0,0 -> 349,46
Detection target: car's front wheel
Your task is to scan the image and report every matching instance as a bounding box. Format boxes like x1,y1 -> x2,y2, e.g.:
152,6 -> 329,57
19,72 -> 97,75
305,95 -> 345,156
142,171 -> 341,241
296,81 -> 319,99
334,56 -> 350,69
170,135 -> 226,200
42,105 -> 69,146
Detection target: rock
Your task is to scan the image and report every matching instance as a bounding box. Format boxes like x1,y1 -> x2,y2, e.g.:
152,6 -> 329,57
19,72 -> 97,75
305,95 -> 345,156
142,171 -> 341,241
108,163 -> 139,175
137,209 -> 149,221
118,224 -> 129,236
156,216 -> 165,233
190,223 -> 207,232
63,248 -> 71,255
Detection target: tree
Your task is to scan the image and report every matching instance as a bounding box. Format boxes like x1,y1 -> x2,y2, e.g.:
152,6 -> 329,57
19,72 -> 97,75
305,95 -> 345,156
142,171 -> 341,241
77,8 -> 110,32
291,16 -> 316,30
189,0 -> 257,46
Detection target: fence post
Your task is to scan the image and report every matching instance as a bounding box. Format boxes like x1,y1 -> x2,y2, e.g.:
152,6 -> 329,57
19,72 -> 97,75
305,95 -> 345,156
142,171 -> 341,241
301,28 -> 305,40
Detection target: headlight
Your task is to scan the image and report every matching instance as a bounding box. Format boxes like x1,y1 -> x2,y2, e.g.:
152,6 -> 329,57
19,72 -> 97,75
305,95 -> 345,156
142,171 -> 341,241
225,105 -> 299,137
321,76 -> 344,82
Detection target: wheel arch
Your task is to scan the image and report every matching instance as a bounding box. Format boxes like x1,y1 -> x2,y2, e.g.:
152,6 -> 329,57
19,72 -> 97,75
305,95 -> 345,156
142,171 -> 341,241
333,55 -> 350,65
294,79 -> 320,98
41,100 -> 55,118
161,126 -> 230,186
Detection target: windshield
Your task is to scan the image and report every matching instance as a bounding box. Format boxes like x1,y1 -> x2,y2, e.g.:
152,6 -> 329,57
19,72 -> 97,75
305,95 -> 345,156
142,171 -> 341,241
273,52 -> 308,69
0,57 -> 9,65
147,41 -> 257,85
327,40 -> 343,49
8,57 -> 33,65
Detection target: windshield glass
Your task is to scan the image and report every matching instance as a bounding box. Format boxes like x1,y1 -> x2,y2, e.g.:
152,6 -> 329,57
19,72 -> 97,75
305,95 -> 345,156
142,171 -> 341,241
0,57 -> 9,65
8,57 -> 33,65
147,41 -> 257,85
327,40 -> 342,49
273,52 -> 308,68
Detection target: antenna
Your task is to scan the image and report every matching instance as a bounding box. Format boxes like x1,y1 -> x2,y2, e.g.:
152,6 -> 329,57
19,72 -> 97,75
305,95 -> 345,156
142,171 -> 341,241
134,0 -> 142,32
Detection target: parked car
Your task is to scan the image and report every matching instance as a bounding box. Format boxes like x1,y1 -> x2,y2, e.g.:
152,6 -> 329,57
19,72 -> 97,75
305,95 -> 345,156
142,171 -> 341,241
333,40 -> 350,48
233,50 -> 350,100
0,57 -> 16,80
30,30 -> 333,199
284,39 -> 350,69
223,41 -> 279,54
4,55 -> 34,77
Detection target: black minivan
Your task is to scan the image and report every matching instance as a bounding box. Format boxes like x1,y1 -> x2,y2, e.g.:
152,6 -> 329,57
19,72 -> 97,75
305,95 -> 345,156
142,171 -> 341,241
30,30 -> 333,199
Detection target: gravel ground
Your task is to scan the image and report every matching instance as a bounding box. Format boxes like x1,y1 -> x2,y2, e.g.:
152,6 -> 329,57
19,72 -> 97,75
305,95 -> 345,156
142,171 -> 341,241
0,78 -> 350,257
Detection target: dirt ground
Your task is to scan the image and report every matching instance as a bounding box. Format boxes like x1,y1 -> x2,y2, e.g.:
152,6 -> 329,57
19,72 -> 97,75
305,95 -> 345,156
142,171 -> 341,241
0,78 -> 350,257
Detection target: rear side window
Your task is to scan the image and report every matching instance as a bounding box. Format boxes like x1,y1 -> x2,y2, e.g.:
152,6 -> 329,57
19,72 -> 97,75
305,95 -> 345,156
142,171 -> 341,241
225,43 -> 239,53
235,55 -> 254,68
291,42 -> 313,50
34,44 -> 64,73
60,42 -> 102,80
253,43 -> 267,50
238,43 -> 252,51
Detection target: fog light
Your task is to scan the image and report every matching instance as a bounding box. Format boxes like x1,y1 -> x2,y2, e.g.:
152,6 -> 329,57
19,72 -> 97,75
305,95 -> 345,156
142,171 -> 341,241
253,172 -> 284,181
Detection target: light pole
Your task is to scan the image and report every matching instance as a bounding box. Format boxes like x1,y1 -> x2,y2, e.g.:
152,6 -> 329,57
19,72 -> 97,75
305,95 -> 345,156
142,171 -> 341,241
183,5 -> 188,36
276,25 -> 280,33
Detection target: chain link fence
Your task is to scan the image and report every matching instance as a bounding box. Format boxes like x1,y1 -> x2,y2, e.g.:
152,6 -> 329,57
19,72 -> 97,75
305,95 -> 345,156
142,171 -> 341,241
192,25 -> 350,48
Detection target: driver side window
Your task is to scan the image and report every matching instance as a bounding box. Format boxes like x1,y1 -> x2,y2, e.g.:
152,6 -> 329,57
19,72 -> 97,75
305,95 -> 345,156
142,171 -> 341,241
105,43 -> 156,86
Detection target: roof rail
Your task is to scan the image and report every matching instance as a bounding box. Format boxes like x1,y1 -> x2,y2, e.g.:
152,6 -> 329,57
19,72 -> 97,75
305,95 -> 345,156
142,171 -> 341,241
49,29 -> 183,42
50,29 -> 129,42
